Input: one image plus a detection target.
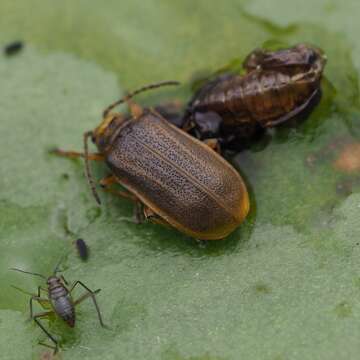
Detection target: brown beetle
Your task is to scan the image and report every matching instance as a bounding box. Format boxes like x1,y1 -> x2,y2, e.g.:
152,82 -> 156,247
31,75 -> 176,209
185,44 -> 327,142
54,82 -> 249,240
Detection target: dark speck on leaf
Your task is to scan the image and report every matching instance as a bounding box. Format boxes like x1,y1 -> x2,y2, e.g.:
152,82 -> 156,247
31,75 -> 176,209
334,301 -> 352,318
75,238 -> 89,261
4,41 -> 24,56
255,283 -> 271,294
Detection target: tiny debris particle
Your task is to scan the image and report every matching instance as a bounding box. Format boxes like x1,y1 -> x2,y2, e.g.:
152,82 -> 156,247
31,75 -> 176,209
334,301 -> 352,318
334,142 -> 360,173
335,179 -> 353,196
75,238 -> 89,261
4,41 -> 24,56
255,283 -> 271,294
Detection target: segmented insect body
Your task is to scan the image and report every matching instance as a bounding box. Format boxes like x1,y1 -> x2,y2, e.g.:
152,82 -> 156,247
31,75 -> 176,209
186,44 -> 327,141
47,276 -> 75,327
191,69 -> 319,128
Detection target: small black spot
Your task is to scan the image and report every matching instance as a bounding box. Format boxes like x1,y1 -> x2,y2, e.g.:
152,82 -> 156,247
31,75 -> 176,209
75,238 -> 89,261
4,41 -> 24,56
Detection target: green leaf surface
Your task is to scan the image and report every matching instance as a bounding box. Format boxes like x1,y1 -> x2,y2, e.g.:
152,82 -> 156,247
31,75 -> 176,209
1,1 -> 360,359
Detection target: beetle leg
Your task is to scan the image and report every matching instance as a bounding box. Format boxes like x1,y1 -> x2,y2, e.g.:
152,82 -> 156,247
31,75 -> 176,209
33,311 -> 59,354
143,206 -> 170,227
99,178 -> 145,223
100,175 -> 138,202
101,186 -> 137,201
100,181 -> 144,224
99,174 -> 117,187
50,148 -> 104,161
70,281 -> 106,327
203,138 -> 221,154
134,201 -> 145,224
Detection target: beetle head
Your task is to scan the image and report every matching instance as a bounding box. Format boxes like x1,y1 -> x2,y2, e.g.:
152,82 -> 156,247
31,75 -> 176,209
92,113 -> 129,152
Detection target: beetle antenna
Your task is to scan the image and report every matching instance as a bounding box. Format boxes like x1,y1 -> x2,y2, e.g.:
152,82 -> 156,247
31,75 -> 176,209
103,80 -> 180,117
84,131 -> 101,205
10,268 -> 47,280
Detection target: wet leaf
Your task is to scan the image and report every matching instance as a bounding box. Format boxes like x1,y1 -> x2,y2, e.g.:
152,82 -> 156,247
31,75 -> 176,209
1,1 -> 360,359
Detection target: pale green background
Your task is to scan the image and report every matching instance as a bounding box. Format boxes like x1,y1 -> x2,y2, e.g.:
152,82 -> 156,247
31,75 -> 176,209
1,1 -> 360,359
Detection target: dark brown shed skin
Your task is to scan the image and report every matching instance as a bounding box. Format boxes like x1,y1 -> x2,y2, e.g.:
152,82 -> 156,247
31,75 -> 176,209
99,110 -> 249,240
243,43 -> 322,73
187,44 -> 326,129
191,70 -> 317,127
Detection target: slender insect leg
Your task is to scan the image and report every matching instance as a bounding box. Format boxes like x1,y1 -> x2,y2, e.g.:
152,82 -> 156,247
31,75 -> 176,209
11,285 -> 47,298
38,286 -> 47,296
99,174 -> 117,187
70,281 -> 106,327
50,149 -> 104,161
100,174 -> 144,223
143,206 -> 169,227
33,311 -> 58,353
30,296 -> 50,319
74,288 -> 101,305
100,175 -> 138,202
134,201 -> 145,224
100,174 -> 145,223
36,286 -> 48,298
101,186 -> 136,200
60,275 -> 69,286
38,342 -> 58,353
